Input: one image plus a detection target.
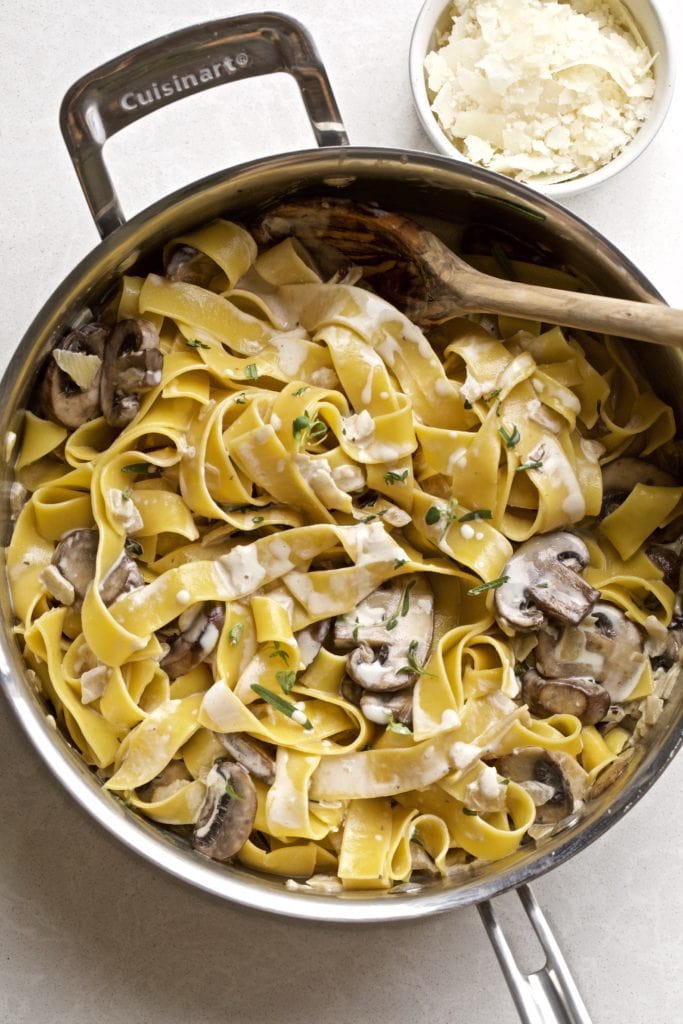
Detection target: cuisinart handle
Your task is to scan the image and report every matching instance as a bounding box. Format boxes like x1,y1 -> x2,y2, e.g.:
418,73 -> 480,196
479,886 -> 593,1024
60,13 -> 349,238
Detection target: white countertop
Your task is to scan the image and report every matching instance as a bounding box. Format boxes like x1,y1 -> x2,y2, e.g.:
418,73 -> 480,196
1,2 -> 681,1022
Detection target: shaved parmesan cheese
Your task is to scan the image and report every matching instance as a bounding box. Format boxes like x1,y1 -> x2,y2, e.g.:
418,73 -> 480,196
424,0 -> 656,183
52,348 -> 102,389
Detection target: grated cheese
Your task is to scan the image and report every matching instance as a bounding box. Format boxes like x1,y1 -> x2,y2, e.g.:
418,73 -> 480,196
424,0 -> 656,184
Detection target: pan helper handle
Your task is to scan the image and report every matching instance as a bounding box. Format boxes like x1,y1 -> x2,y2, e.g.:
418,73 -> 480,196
478,886 -> 593,1024
60,14 -> 349,238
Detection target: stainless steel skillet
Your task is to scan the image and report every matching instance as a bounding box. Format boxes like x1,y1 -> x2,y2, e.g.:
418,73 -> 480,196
0,14 -> 681,1024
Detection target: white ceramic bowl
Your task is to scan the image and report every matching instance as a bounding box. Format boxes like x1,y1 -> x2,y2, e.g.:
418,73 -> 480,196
409,0 -> 675,199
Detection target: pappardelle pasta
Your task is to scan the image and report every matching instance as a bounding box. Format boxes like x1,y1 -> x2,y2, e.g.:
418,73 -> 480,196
7,216 -> 682,891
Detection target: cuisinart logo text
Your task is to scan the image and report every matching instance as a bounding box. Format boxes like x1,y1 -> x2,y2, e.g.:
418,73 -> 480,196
120,52 -> 250,111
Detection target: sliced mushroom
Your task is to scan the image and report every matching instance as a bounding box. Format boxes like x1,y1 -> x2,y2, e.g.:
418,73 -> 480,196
165,244 -> 221,288
295,618 -> 331,668
602,456 -> 676,495
217,733 -> 276,784
645,543 -> 682,592
601,457 -> 677,517
496,747 -> 573,823
137,760 -> 193,803
100,551 -> 144,605
653,514 -> 683,545
39,323 -> 108,428
410,842 -> 439,875
340,576 -> 434,692
651,617 -> 683,670
360,687 -> 413,727
340,676 -> 363,707
193,759 -> 257,861
333,580 -> 403,649
589,755 -> 630,799
535,602 -> 645,703
521,668 -> 610,726
160,601 -> 225,680
494,532 -> 599,632
53,528 -> 142,608
100,317 -> 163,428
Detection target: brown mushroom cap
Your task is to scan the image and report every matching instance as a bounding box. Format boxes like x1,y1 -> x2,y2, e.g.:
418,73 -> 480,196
99,551 -> 144,605
360,687 -> 413,728
602,457 -> 676,493
601,458 -> 678,517
521,668 -> 610,726
645,543 -> 682,592
494,532 -> 599,632
160,602 -> 225,680
339,576 -> 434,692
137,760 -> 193,803
333,580 -> 404,650
217,733 -> 276,784
589,755 -> 630,799
193,759 -> 257,861
52,528 -> 143,608
535,602 -> 645,703
496,747 -> 573,823
39,323 -> 108,429
295,618 -> 331,668
53,529 -> 98,605
100,317 -> 163,428
164,244 -> 224,289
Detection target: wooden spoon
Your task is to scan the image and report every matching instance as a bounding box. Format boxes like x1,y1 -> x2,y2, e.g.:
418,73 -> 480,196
254,198 -> 683,346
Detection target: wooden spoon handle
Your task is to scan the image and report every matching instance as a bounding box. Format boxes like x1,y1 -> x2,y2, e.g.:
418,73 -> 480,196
458,275 -> 683,347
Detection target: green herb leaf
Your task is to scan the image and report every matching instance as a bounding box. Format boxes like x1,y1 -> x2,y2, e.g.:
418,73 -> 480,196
394,558 -> 407,570
400,579 -> 415,617
234,392 -> 247,404
498,424 -> 521,449
458,509 -> 492,523
275,670 -> 297,694
515,460 -> 544,473
268,642 -> 290,665
292,410 -> 328,447
425,506 -> 442,525
463,807 -> 478,816
467,575 -> 510,596
398,639 -> 433,677
463,399 -> 473,410
244,363 -> 259,380
122,462 -> 154,475
252,515 -> 265,525
384,470 -> 408,485
124,537 -> 143,557
225,781 -> 244,800
386,714 -> 412,735
307,418 -> 328,443
120,489 -> 132,501
293,385 -> 309,397
293,412 -> 311,441
228,623 -> 244,645
484,388 -> 502,403
250,684 -> 313,730
186,338 -> 210,350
